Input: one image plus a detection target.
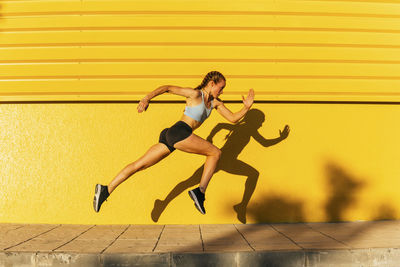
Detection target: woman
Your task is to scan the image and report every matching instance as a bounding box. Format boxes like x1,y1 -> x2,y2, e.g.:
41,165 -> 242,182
93,71 -> 254,215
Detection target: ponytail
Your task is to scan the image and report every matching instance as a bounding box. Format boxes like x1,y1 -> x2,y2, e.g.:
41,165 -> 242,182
195,71 -> 226,90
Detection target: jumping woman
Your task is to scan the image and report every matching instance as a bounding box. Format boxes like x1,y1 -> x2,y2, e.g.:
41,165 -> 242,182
93,71 -> 255,215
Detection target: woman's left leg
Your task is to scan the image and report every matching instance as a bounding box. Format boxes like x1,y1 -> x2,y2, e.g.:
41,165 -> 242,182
174,133 -> 220,214
174,133 -> 221,193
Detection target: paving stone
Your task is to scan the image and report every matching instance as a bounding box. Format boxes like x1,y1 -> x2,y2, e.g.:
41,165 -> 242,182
164,225 -> 199,230
201,224 -> 237,232
156,239 -> 202,246
161,236 -> 196,241
119,225 -> 163,240
1,224 -> 60,251
251,243 -> 301,251
346,240 -> 400,249
35,225 -> 92,240
54,225 -> 128,253
75,225 -> 127,240
55,239 -> 112,253
154,244 -> 203,253
235,224 -> 300,251
204,245 -> 253,252
200,224 -> 250,252
103,239 -> 157,253
307,222 -> 374,241
8,239 -> 65,252
1,222 -> 400,266
9,225 -> 92,252
273,223 -> 345,250
298,241 -> 349,250
0,224 -> 24,235
155,224 -> 202,253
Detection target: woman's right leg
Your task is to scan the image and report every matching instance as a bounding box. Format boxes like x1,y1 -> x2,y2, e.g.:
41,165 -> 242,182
108,143 -> 171,194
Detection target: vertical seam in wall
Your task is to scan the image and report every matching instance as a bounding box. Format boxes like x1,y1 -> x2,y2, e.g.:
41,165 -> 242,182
199,225 -> 204,251
152,225 -> 165,252
233,224 -> 255,251
101,224 -> 131,254
269,224 -> 304,250
4,224 -> 62,251
52,224 -> 97,251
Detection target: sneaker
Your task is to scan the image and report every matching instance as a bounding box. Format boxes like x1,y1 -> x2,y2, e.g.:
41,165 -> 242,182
188,187 -> 206,214
93,184 -> 110,212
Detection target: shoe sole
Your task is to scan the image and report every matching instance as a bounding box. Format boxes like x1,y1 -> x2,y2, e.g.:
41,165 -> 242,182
93,184 -> 101,212
188,190 -> 205,214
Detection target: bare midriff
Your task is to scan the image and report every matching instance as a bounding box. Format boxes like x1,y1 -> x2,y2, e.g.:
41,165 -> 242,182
179,114 -> 203,131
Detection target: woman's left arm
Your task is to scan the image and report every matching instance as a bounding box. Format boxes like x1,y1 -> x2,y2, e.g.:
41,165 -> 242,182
215,89 -> 254,123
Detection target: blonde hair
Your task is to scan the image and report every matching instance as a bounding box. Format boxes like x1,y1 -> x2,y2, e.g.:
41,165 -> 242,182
194,71 -> 226,90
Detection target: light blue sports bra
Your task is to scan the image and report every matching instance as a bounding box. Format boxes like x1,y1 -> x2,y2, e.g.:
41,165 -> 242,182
184,90 -> 213,123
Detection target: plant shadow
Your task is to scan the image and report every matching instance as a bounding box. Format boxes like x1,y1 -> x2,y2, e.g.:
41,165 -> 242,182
151,109 -> 290,223
246,195 -> 305,223
324,163 -> 366,221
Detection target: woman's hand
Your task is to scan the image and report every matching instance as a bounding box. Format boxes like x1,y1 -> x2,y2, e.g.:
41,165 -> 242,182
242,89 -> 255,109
137,98 -> 149,113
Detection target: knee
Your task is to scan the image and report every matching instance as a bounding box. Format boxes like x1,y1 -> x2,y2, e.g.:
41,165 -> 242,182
211,147 -> 222,159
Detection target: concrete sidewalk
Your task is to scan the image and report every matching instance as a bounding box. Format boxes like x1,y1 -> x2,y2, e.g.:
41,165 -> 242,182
1,220 -> 400,266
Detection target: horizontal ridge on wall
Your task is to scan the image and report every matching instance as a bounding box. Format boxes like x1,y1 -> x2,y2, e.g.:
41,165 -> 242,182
3,100 -> 400,105
0,0 -> 399,102
1,1 -> 400,17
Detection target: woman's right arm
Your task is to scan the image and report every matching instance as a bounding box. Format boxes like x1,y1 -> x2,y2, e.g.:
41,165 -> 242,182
137,85 -> 199,113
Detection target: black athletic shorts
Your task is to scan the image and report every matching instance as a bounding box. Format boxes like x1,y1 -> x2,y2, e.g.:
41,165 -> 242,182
159,121 -> 193,152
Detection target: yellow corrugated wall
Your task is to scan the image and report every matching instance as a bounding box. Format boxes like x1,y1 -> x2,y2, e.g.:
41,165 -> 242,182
0,0 -> 400,224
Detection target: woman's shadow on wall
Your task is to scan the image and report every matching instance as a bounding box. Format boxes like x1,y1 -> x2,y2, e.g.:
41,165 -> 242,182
151,109 -> 290,223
